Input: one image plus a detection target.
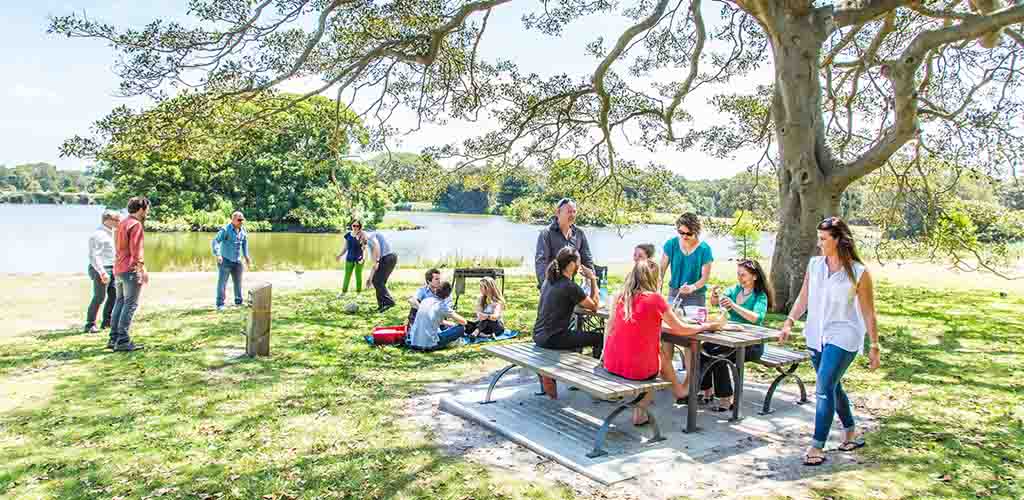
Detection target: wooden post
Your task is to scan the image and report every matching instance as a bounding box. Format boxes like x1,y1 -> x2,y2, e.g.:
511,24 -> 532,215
246,282 -> 272,357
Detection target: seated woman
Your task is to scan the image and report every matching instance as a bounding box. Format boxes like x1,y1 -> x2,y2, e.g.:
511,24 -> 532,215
406,281 -> 469,351
465,277 -> 505,338
603,259 -> 709,425
633,243 -> 656,262
700,259 -> 773,411
532,246 -> 601,398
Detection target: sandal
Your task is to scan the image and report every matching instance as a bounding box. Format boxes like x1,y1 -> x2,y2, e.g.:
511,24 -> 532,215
710,403 -> 734,413
632,408 -> 650,426
837,439 -> 866,452
802,454 -> 827,466
699,393 -> 715,405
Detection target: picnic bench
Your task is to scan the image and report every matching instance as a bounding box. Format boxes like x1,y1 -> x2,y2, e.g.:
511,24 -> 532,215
481,343 -> 671,458
754,345 -> 811,415
453,267 -> 505,309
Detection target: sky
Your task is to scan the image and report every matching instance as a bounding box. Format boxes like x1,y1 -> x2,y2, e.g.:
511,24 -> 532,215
0,1 -> 768,179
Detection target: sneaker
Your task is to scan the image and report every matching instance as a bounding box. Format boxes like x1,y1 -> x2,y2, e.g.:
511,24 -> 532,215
106,339 -> 116,350
113,342 -> 144,352
85,325 -> 99,333
216,305 -> 226,312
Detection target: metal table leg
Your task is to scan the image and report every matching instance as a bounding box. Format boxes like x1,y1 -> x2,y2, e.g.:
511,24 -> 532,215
588,393 -> 656,458
481,363 -> 516,404
732,346 -> 746,422
685,337 -> 701,433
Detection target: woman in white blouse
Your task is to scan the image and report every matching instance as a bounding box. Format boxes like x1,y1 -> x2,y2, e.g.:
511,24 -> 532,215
780,216 -> 881,466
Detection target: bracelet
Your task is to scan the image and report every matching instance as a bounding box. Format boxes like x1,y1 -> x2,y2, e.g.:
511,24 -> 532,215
785,316 -> 796,323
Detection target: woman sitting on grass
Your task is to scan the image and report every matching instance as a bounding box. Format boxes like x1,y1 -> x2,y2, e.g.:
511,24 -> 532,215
699,259 -> 773,412
603,259 -> 709,425
465,277 -> 505,339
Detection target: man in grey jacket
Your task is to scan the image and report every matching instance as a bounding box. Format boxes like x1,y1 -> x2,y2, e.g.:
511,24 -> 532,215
534,198 -> 594,289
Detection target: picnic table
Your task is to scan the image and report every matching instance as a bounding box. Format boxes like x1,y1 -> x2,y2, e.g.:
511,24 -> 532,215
574,305 -> 784,433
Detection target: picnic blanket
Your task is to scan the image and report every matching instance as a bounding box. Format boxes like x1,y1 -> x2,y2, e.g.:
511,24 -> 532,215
363,330 -> 519,347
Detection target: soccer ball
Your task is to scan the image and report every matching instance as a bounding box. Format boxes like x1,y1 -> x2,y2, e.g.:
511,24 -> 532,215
344,302 -> 359,314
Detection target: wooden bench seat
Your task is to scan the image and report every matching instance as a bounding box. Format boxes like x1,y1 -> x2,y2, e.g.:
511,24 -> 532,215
753,345 -> 811,414
482,343 -> 670,458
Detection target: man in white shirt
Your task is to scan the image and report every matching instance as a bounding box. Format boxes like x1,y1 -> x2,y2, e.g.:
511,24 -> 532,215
85,210 -> 121,333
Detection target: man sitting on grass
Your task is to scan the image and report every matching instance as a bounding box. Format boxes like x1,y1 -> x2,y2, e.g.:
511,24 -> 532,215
406,268 -> 443,328
406,282 -> 468,351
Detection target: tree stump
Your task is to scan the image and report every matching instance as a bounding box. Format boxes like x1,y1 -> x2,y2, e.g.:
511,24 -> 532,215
246,282 -> 272,357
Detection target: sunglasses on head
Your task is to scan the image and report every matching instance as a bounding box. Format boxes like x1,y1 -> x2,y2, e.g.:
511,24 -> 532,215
557,197 -> 575,209
820,216 -> 840,227
738,259 -> 756,270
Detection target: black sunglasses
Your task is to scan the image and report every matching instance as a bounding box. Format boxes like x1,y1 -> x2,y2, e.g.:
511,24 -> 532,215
678,229 -> 694,237
820,216 -> 840,228
557,197 -> 575,209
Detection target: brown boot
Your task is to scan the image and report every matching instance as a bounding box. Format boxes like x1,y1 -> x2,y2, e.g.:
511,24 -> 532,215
539,375 -> 558,399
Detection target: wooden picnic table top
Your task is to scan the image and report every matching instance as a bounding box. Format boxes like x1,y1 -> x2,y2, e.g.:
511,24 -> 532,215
483,343 -> 671,400
574,305 -> 782,348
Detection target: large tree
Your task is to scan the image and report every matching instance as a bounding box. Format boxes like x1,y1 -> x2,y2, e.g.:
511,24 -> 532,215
50,0 -> 1024,307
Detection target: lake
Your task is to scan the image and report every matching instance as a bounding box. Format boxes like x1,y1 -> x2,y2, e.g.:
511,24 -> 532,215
0,204 -> 775,274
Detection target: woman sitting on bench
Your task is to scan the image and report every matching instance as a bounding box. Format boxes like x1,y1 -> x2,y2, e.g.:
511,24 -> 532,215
603,259 -> 708,425
700,259 -> 773,412
465,277 -> 505,338
532,246 -> 601,398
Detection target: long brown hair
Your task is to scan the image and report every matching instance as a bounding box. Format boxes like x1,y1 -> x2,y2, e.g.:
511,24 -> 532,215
737,259 -> 774,310
546,246 -> 580,283
616,259 -> 661,323
818,216 -> 863,285
478,277 -> 505,310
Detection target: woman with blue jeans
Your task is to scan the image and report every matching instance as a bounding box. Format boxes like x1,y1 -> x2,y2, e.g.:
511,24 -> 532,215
781,216 -> 881,466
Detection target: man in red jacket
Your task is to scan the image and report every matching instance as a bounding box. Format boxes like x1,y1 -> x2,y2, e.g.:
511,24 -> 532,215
109,196 -> 150,352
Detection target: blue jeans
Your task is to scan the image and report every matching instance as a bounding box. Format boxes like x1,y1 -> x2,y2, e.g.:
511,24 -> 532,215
110,272 -> 143,345
810,344 -> 858,449
216,259 -> 244,307
428,325 -> 466,350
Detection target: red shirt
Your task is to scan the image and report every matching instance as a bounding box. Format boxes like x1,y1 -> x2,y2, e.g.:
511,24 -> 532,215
114,216 -> 145,275
603,292 -> 669,380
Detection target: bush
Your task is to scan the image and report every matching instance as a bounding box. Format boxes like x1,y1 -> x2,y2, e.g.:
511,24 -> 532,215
955,200 -> 1024,243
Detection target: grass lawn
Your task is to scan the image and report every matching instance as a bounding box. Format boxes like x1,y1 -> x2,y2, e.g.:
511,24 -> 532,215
1,275 -> 1022,500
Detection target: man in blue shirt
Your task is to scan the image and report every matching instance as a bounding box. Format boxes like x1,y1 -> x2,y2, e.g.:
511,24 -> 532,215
212,211 -> 252,311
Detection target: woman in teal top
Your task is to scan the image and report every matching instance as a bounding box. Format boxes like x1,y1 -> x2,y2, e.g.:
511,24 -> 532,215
660,213 -> 714,308
700,259 -> 774,411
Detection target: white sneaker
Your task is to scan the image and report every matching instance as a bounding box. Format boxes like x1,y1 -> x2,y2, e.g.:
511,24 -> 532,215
216,305 -> 226,312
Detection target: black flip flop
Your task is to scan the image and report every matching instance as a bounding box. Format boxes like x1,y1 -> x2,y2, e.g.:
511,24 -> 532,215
837,439 -> 866,452
803,454 -> 827,466
710,404 -> 734,413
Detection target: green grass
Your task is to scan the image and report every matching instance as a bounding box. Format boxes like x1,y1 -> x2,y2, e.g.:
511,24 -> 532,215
375,217 -> 422,231
2,276 -> 1023,499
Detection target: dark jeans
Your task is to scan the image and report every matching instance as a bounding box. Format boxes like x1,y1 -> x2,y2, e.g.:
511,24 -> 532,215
700,343 -> 764,398
466,319 -> 505,337
86,266 -> 115,329
216,259 -> 244,307
810,344 -> 858,449
110,272 -> 143,346
410,325 -> 466,351
406,307 -> 418,328
536,330 -> 604,359
372,253 -> 398,310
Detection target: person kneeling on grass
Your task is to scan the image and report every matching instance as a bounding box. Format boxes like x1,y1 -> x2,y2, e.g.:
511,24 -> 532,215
603,259 -> 709,425
406,281 -> 468,351
465,277 -> 505,339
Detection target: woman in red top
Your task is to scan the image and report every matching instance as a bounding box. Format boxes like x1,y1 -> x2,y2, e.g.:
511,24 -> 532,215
603,259 -> 709,425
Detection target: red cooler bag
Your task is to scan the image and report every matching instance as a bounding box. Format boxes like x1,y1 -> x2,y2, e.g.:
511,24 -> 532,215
372,325 -> 407,344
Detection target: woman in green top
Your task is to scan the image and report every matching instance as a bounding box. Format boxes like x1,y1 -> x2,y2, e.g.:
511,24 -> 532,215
660,213 -> 714,308
700,259 -> 774,411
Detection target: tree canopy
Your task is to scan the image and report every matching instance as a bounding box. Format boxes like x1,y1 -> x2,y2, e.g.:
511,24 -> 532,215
64,92 -> 391,231
50,0 -> 1024,305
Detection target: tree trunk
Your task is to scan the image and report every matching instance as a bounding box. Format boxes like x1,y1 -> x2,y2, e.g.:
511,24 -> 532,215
763,8 -> 842,311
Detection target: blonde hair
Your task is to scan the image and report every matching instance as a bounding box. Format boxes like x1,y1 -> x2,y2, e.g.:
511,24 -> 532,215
478,277 -> 504,311
617,259 -> 661,323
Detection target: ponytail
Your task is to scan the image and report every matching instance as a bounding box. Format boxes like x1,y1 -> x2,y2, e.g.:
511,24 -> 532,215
547,246 -> 580,283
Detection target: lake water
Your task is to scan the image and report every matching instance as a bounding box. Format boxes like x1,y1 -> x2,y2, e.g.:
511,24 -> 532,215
0,204 -> 775,273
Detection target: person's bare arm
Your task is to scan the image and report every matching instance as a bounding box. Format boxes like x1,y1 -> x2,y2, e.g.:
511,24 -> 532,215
662,307 -> 707,337
691,262 -> 712,291
780,270 -> 811,343
659,254 -> 670,291
857,270 -> 881,370
448,311 -> 469,326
